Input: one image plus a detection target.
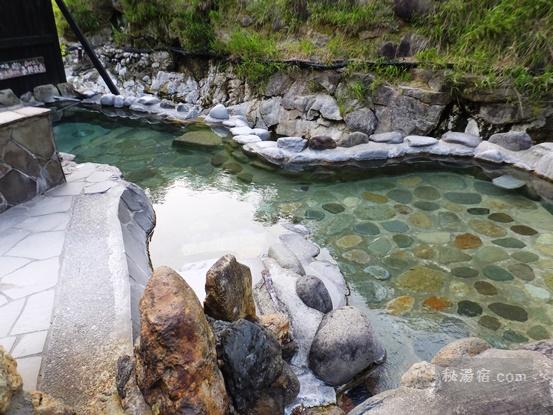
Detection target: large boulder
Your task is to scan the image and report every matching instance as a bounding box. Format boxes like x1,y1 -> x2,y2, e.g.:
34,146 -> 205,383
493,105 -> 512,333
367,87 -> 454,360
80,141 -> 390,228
0,347 -> 22,413
173,130 -> 223,148
296,275 -> 333,314
0,89 -> 21,107
309,306 -> 385,386
33,84 -> 59,103
204,254 -> 257,322
350,338 -> 553,414
336,132 -> 370,148
135,266 -> 231,415
344,109 -> 377,136
212,319 -> 300,414
308,136 -> 337,150
488,131 -> 533,151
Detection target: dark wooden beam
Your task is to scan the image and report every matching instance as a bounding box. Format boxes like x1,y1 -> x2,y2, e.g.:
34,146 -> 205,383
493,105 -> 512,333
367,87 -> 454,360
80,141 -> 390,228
54,0 -> 119,95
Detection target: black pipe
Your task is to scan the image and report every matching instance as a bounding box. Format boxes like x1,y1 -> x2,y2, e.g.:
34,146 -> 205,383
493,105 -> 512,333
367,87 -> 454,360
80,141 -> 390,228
54,0 -> 120,95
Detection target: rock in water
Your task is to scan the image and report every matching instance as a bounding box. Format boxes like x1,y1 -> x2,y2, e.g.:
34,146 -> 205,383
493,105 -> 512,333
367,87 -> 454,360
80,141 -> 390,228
309,136 -> 337,150
173,130 -> 223,148
296,275 -> 333,314
208,104 -> 230,120
212,319 -> 300,414
135,266 -> 230,415
0,346 -> 23,413
204,254 -> 257,322
309,306 -> 385,386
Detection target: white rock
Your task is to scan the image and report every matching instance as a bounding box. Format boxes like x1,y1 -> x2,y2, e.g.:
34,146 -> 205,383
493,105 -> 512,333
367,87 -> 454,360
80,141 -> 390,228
137,95 -> 160,106
100,94 -> 115,106
252,128 -> 271,140
230,126 -> 255,136
492,175 -> 526,190
475,148 -> 504,163
465,118 -> 480,137
441,131 -> 481,148
124,96 -> 137,107
277,137 -> 307,153
208,103 -> 229,120
405,135 -> 438,147
113,95 -> 125,108
369,131 -> 404,144
233,135 -> 261,145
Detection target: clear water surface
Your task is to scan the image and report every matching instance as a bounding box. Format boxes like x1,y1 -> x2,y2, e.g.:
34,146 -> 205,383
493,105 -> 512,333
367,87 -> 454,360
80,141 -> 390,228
53,107 -> 553,390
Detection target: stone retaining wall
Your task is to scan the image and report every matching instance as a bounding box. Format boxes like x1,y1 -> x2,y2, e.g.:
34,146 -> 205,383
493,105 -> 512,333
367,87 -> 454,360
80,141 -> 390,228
0,107 -> 64,213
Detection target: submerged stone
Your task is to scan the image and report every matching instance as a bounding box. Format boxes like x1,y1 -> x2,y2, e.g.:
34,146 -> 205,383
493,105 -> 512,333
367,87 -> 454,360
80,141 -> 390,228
527,325 -> 550,340
211,153 -> 228,167
488,212 -> 514,223
305,209 -> 325,221
492,237 -> 526,249
354,205 -> 396,221
474,180 -> 509,196
439,212 -> 462,229
364,265 -> 391,280
503,330 -> 528,343
474,281 -> 497,296
343,249 -> 371,264
483,265 -> 514,281
386,295 -> 415,315
173,130 -> 223,148
507,263 -> 535,281
387,189 -> 413,204
395,204 -> 413,215
492,175 -> 526,190
354,222 -> 380,235
414,186 -> 441,201
511,225 -> 538,236
398,175 -> 422,187
453,267 -> 479,279
393,234 -> 414,248
467,208 -> 490,215
223,162 -> 243,174
336,234 -> 363,249
474,246 -> 509,263
397,266 -> 445,292
326,215 -> 355,235
524,284 -> 550,300
413,243 -> 435,259
322,203 -> 345,214
444,192 -> 482,205
423,296 -> 452,311
362,192 -> 388,203
454,233 -> 482,249
414,201 -> 440,211
367,237 -> 393,255
512,251 -> 539,263
382,220 -> 409,233
438,247 -> 471,264
457,300 -> 483,317
416,232 -> 450,244
426,173 -> 467,190
479,315 -> 501,331
237,172 -> 253,183
469,219 -> 507,238
408,212 -> 432,228
489,303 -> 528,321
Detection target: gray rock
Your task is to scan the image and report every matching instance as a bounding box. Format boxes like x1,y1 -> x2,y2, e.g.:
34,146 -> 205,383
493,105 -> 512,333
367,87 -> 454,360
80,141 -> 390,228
307,95 -> 342,121
405,135 -> 438,147
280,233 -> 320,263
296,275 -> 333,313
337,132 -> 369,148
33,84 -> 60,103
489,131 -> 533,151
309,306 -> 385,386
268,242 -> 305,275
113,96 -> 125,108
56,82 -> 78,98
252,128 -> 271,140
465,118 -> 480,136
441,131 -> 481,148
234,135 -> 262,145
492,175 -> 526,190
100,94 -> 115,106
0,89 -> 21,107
369,131 -> 404,144
176,103 -> 190,113
211,319 -> 300,414
159,99 -> 175,109
345,109 -> 378,136
137,95 -> 160,106
124,96 -> 137,107
277,137 -> 307,153
259,97 -> 282,128
208,103 -> 229,120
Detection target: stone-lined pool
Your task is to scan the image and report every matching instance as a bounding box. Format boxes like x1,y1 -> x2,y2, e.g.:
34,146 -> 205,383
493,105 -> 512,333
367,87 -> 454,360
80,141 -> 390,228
54,107 -> 553,387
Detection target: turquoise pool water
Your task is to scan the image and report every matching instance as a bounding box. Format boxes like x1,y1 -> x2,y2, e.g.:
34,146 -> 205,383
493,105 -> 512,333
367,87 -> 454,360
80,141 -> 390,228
54,108 -> 553,384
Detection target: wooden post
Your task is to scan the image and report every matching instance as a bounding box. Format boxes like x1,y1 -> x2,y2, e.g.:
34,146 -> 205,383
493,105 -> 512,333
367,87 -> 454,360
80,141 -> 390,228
54,0 -> 120,95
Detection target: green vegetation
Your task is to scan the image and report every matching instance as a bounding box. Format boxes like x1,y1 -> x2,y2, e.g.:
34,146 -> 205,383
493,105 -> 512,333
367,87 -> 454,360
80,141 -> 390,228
52,0 -> 552,96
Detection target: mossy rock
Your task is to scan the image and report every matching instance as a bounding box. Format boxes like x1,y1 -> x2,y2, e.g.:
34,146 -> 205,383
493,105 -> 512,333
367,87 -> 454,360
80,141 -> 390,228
173,130 -> 223,148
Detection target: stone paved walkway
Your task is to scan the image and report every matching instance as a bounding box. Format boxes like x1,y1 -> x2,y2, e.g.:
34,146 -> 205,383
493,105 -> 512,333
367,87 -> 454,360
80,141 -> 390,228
0,160 -> 130,391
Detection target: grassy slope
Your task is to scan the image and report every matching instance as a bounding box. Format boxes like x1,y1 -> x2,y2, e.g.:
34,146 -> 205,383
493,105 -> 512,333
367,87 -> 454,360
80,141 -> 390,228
55,0 -> 553,97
